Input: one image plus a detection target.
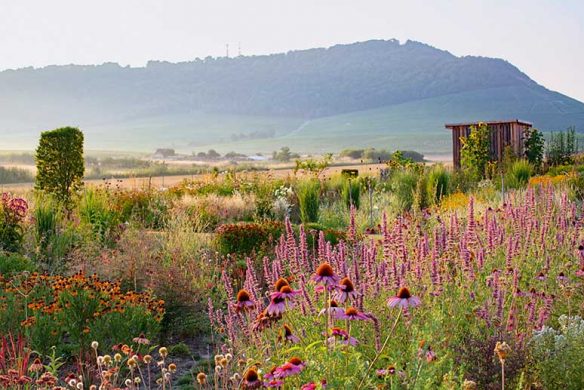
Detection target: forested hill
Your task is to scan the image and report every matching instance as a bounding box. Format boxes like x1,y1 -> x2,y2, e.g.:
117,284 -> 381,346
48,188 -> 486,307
1,39 -> 583,153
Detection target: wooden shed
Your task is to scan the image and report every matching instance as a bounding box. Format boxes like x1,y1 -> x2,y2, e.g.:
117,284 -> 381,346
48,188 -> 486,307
445,119 -> 532,169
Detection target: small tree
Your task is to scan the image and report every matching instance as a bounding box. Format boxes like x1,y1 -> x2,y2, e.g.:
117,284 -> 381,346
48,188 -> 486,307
35,127 -> 85,207
524,128 -> 545,169
460,123 -> 491,180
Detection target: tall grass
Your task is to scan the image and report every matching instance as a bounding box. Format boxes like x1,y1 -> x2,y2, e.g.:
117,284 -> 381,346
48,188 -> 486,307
296,179 -> 320,223
426,164 -> 451,205
341,178 -> 361,209
506,160 -> 532,189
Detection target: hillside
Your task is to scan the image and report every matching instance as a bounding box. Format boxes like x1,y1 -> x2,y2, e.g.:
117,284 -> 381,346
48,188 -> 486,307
1,39 -> 583,154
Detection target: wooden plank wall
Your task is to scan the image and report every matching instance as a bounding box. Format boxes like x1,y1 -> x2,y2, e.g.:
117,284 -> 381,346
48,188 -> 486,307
452,122 -> 530,169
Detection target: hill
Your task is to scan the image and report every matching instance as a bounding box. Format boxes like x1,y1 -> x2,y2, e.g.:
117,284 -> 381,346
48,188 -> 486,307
1,39 -> 583,154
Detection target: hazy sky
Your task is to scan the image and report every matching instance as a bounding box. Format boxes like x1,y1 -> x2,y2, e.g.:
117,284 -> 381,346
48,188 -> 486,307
1,0 -> 583,101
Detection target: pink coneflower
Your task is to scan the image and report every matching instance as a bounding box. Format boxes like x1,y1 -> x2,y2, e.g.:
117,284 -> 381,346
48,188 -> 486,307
336,277 -> 358,303
264,379 -> 284,388
266,296 -> 287,316
234,289 -> 255,312
301,382 -> 319,390
274,357 -> 305,379
576,267 -> 584,278
312,263 -> 341,289
338,307 -> 369,321
327,327 -> 358,346
132,333 -> 150,345
536,272 -> 547,281
314,285 -> 325,294
387,287 -> 421,309
557,272 -> 567,282
271,285 -> 301,300
318,300 -> 345,318
280,324 -> 300,344
242,368 -> 262,389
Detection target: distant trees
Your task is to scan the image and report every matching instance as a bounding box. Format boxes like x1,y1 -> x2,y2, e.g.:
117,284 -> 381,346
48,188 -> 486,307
460,123 -> 490,179
546,127 -> 578,166
154,148 -> 176,158
272,147 -> 299,162
339,148 -> 425,163
35,127 -> 85,207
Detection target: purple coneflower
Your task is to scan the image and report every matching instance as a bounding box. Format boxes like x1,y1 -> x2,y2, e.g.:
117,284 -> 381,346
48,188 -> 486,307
328,327 -> 358,346
242,368 -> 262,389
271,285 -> 301,300
266,296 -> 287,316
274,277 -> 290,292
387,287 -> 421,309
376,365 -> 396,377
336,277 -> 358,303
576,267 -> 584,278
338,307 -> 369,321
280,324 -> 300,344
557,272 -> 567,282
312,262 -> 341,289
234,289 -> 255,312
301,382 -> 318,390
132,333 -> 150,345
536,272 -> 546,281
318,300 -> 345,318
265,379 -> 284,388
274,357 -> 305,378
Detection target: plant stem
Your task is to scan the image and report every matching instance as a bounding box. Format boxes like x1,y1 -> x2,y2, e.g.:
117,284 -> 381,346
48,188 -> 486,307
357,310 -> 402,389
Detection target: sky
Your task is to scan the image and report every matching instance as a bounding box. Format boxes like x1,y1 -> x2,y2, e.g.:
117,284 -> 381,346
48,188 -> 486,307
0,0 -> 583,101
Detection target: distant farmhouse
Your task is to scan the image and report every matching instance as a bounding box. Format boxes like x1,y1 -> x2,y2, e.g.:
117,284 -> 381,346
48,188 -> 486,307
445,120 -> 532,168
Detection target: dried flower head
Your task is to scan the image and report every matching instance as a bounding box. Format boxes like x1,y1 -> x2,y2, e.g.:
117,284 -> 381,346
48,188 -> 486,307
196,372 -> 207,385
494,341 -> 511,362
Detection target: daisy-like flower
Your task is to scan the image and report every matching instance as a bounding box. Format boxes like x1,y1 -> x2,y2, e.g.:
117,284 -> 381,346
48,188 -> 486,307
387,287 -> 421,309
535,271 -> 546,281
336,277 -> 358,303
274,357 -> 305,379
132,333 -> 150,345
327,327 -> 358,346
280,324 -> 300,344
557,272 -> 567,282
242,368 -> 262,389
318,300 -> 345,318
234,289 -> 255,312
312,263 -> 341,289
338,307 -> 369,321
301,382 -> 319,390
266,296 -> 287,316
576,267 -> 584,278
271,285 -> 301,300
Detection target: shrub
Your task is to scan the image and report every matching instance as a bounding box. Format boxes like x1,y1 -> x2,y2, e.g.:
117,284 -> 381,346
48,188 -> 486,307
0,253 -> 36,275
0,193 -> 28,253
296,179 -> 320,223
529,315 -> 584,389
215,221 -> 284,256
506,160 -> 532,189
0,166 -> 34,184
0,272 -> 163,356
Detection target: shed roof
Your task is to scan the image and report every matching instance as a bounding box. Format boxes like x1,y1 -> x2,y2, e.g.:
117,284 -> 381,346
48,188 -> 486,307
445,119 -> 532,129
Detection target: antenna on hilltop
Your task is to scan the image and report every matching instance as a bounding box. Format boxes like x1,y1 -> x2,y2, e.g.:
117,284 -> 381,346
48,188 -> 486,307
226,43 -> 229,58
238,42 -> 242,56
